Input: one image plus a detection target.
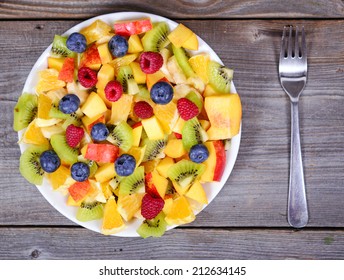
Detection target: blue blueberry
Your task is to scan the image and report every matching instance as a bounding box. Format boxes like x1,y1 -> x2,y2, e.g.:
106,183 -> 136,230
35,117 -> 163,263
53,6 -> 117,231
189,144 -> 209,163
150,81 -> 174,105
39,150 -> 61,173
108,35 -> 128,57
115,154 -> 136,177
66,32 -> 87,53
59,94 -> 80,114
71,162 -> 90,182
91,123 -> 109,141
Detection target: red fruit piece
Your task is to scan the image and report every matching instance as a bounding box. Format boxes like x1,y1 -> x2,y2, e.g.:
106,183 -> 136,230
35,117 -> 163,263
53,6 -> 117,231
141,193 -> 165,219
85,143 -> 119,163
78,67 -> 98,88
177,98 -> 200,120
174,132 -> 182,139
66,124 -> 84,148
58,57 -> 75,83
114,18 -> 153,36
79,44 -> 101,69
145,173 -> 160,198
104,80 -> 123,102
133,101 -> 154,119
139,52 -> 163,74
213,140 -> 226,181
68,180 -> 91,202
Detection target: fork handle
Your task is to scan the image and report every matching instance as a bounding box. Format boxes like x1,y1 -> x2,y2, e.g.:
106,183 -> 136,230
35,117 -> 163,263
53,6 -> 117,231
288,101 -> 308,228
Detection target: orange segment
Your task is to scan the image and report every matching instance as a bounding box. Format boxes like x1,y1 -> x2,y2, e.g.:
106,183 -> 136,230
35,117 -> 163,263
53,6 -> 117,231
153,101 -> 179,134
47,165 -> 71,190
21,119 -> 49,147
101,196 -> 125,235
189,54 -> 210,84
117,193 -> 144,221
165,195 -> 195,225
36,69 -> 66,94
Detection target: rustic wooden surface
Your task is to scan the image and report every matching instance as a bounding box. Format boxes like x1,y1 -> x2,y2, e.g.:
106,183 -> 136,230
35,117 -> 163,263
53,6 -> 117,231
0,0 -> 343,260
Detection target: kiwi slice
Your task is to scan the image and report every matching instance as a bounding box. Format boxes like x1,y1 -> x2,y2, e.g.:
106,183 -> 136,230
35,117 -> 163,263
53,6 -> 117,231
119,166 -> 145,195
19,146 -> 46,185
76,201 -> 104,222
142,22 -> 170,52
137,212 -> 167,238
117,66 -> 139,95
182,117 -> 208,151
50,134 -> 79,164
13,93 -> 38,131
167,159 -> 205,190
106,121 -> 133,152
207,61 -> 233,94
142,137 -> 167,162
61,112 -> 83,130
171,45 -> 196,78
51,35 -> 75,58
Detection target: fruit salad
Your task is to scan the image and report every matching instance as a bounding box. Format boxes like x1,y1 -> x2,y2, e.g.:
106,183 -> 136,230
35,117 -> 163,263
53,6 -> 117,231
14,15 -> 242,238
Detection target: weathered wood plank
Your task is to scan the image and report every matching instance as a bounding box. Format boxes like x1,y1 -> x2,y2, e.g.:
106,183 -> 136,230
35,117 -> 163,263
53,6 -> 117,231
0,227 -> 343,259
1,0 -> 344,19
1,20 -> 344,227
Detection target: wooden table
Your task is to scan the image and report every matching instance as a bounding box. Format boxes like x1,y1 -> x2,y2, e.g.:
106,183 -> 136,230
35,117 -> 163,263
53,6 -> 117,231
1,0 -> 343,260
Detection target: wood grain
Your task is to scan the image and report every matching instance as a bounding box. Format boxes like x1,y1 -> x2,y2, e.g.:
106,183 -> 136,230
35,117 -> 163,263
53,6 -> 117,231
1,0 -> 344,19
1,20 -> 343,229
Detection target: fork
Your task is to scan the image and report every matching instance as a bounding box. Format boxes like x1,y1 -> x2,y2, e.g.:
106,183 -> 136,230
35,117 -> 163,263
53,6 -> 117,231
279,26 -> 308,228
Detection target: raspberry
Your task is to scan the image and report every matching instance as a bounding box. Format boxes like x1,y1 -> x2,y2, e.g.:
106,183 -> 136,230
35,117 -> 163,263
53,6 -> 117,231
66,124 -> 84,148
177,98 -> 199,120
134,101 -> 154,119
104,80 -> 123,102
139,52 -> 163,74
78,67 -> 97,88
141,193 -> 165,220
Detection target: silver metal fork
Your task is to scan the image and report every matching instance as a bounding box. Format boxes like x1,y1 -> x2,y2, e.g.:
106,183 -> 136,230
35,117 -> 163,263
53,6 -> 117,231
279,26 -> 308,228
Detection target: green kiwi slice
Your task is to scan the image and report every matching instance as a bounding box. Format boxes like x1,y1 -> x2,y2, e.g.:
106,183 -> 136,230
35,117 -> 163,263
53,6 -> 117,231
119,166 -> 145,195
167,159 -> 205,190
106,121 -> 133,152
171,45 -> 196,78
142,137 -> 167,162
207,61 -> 233,94
61,112 -> 83,130
117,66 -> 139,95
76,201 -> 104,222
19,146 -> 46,185
50,134 -> 79,165
13,93 -> 38,131
181,117 -> 208,151
51,35 -> 75,58
185,91 -> 203,111
142,22 -> 170,52
136,212 -> 167,238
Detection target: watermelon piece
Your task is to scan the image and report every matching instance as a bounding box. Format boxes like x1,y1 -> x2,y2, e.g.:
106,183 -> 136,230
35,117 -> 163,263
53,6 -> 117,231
114,18 -> 153,36
58,57 -> 75,83
79,44 -> 102,70
68,180 -> 91,202
85,143 -> 119,163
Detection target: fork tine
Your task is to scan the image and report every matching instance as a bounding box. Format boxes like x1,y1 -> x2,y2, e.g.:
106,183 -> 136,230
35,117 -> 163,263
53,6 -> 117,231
280,26 -> 287,61
287,26 -> 293,57
294,26 -> 299,58
301,26 -> 307,59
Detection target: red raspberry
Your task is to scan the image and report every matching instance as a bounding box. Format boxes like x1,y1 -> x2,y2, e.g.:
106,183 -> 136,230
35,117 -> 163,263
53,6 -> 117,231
104,80 -> 123,102
141,193 -> 165,220
177,98 -> 199,120
66,124 -> 84,148
139,52 -> 163,74
134,101 -> 154,119
78,67 -> 97,88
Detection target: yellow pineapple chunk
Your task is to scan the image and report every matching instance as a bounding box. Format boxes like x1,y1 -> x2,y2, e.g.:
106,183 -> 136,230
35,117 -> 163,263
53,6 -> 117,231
132,123 -> 143,146
185,180 -> 208,205
168,24 -> 194,48
128,34 -> 143,53
81,92 -> 108,118
182,33 -> 199,50
109,53 -> 138,74
47,57 -> 65,71
96,64 -> 115,90
97,43 -> 113,64
142,116 -> 165,140
80,19 -> 112,45
95,163 -> 116,183
156,157 -> 174,178
110,94 -> 133,124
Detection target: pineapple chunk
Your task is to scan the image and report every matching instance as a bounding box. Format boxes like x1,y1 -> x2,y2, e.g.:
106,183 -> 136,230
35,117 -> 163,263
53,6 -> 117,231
47,57 -> 65,71
142,116 -> 165,140
110,94 -> 133,124
156,157 -> 174,178
95,163 -> 116,183
96,64 -> 115,90
182,33 -> 199,50
168,24 -> 194,48
97,43 -> 113,64
81,92 -> 108,118
185,180 -> 208,205
80,19 -> 112,45
128,34 -> 144,53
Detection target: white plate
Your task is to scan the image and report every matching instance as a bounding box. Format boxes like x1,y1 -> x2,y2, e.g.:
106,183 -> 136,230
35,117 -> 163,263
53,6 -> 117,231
18,12 -> 241,237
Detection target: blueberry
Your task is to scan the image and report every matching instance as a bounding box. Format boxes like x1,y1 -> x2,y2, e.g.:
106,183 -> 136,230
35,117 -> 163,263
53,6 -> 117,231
71,162 -> 90,182
189,144 -> 209,163
66,32 -> 87,53
150,81 -> 174,105
91,123 -> 109,141
108,35 -> 128,57
59,94 -> 80,114
115,154 -> 136,177
39,150 -> 61,173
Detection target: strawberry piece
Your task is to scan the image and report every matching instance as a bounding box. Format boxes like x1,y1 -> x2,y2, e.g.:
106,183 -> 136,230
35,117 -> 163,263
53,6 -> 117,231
177,98 -> 200,120
66,124 -> 84,148
78,67 -> 97,88
68,180 -> 91,202
133,101 -> 154,119
104,80 -> 123,102
58,57 -> 75,83
141,193 -> 165,219
139,52 -> 163,74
